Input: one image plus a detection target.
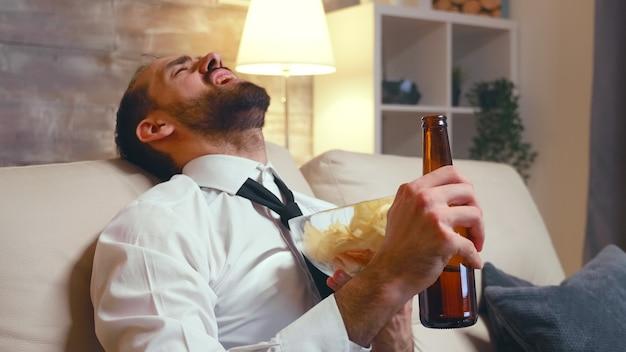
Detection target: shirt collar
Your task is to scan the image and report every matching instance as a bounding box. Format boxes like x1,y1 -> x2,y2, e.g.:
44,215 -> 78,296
182,154 -> 277,195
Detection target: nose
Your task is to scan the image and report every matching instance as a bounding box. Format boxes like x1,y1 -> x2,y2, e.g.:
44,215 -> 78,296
199,52 -> 223,74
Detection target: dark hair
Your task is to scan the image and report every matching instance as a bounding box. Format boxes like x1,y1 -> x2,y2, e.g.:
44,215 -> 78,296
115,66 -> 179,182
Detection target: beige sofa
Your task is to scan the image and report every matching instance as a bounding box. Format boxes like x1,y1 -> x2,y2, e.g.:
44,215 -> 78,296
0,143 -> 564,351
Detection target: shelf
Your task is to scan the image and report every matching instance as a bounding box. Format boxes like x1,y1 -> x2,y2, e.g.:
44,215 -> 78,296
450,106 -> 477,114
382,104 -> 447,113
313,3 -> 516,156
450,112 -> 478,159
381,105 -> 477,115
376,4 -> 515,30
382,111 -> 424,157
381,109 -> 480,159
452,23 -> 512,106
382,15 -> 447,106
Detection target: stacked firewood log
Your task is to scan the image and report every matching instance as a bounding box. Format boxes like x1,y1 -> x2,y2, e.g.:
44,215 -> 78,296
433,0 -> 502,17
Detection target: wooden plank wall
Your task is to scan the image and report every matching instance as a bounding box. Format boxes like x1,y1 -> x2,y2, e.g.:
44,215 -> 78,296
0,0 -> 314,167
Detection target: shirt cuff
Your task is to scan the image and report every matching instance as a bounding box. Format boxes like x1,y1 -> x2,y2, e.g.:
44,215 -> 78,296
277,295 -> 371,351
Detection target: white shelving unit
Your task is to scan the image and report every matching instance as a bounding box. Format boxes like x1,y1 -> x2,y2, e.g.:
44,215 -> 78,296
313,3 -> 517,158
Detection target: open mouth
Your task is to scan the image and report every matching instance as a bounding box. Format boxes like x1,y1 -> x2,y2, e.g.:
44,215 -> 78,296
208,68 -> 236,86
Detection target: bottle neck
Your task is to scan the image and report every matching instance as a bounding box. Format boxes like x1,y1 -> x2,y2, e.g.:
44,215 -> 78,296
422,126 -> 453,175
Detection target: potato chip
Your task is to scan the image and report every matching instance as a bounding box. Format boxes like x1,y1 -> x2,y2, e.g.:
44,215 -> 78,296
303,196 -> 393,275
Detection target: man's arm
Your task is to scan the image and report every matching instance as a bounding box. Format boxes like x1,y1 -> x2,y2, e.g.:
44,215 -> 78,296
91,202 -> 227,351
328,270 -> 413,352
334,166 -> 484,347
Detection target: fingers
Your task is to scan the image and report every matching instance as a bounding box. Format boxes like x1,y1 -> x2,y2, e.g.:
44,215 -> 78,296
414,165 -> 469,189
469,224 -> 485,253
451,234 -> 483,269
395,167 -> 478,211
444,206 -> 485,252
326,277 -> 338,291
327,270 -> 352,292
432,183 -> 479,207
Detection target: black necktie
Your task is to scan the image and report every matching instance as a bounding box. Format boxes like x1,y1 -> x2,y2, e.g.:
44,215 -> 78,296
236,176 -> 333,299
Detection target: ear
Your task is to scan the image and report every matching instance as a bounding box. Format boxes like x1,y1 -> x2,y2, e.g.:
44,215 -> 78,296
136,111 -> 176,143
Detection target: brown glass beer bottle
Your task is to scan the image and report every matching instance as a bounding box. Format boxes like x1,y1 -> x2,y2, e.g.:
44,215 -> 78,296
418,114 -> 478,328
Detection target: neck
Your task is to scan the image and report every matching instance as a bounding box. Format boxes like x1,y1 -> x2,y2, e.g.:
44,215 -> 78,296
212,129 -> 267,163
176,128 -> 268,168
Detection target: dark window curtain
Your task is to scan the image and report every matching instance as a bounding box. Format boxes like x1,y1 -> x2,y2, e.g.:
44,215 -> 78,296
584,0 -> 626,261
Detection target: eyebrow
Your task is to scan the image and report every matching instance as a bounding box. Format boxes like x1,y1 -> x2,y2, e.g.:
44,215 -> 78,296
165,55 -> 192,71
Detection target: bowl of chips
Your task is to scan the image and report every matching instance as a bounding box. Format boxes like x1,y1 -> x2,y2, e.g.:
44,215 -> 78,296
289,196 -> 394,276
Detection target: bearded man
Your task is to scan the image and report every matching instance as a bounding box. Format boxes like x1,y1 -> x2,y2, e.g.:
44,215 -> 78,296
90,52 -> 484,352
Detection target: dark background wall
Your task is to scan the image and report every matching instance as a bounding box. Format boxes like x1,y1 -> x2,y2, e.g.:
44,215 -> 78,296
0,0 -> 314,166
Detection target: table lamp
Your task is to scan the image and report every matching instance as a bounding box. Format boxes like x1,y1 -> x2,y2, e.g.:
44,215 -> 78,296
235,0 -> 335,149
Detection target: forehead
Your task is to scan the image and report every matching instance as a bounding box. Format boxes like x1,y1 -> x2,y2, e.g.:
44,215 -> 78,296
132,55 -> 178,89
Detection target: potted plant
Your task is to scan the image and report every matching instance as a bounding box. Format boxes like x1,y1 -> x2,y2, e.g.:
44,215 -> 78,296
467,78 -> 537,182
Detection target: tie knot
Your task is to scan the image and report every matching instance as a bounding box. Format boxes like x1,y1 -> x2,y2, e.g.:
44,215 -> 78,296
236,177 -> 303,230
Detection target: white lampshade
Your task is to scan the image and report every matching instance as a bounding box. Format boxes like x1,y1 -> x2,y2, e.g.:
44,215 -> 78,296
236,0 -> 336,76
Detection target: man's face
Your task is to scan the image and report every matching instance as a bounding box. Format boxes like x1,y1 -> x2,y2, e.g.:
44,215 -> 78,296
135,52 -> 270,134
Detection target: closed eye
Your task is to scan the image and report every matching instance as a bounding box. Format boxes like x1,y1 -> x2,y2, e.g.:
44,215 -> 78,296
174,66 -> 188,76
166,55 -> 193,78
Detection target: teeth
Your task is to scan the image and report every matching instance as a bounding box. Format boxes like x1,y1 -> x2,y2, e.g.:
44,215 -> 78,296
217,73 -> 231,85
211,69 -> 234,85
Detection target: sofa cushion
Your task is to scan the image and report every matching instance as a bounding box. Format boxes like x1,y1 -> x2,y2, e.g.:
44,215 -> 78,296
482,245 -> 626,352
300,149 -> 566,351
0,159 -> 152,352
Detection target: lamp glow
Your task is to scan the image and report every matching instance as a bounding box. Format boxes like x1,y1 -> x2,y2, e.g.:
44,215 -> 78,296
235,0 -> 336,150
236,0 -> 336,76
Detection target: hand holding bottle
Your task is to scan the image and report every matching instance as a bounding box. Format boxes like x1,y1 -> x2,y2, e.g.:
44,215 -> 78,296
368,165 -> 484,296
334,165 -> 484,345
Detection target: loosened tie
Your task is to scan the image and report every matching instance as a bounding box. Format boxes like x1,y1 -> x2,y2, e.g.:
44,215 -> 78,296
236,177 -> 333,299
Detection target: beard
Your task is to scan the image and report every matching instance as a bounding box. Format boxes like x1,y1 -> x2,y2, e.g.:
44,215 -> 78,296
168,81 -> 270,134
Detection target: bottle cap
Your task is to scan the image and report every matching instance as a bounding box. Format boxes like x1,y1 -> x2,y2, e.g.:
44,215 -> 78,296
421,114 -> 447,128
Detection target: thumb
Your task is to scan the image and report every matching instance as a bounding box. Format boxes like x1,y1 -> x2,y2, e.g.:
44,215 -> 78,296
326,269 -> 352,291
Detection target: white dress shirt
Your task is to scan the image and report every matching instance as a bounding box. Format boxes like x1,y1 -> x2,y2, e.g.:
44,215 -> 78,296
90,154 -> 369,352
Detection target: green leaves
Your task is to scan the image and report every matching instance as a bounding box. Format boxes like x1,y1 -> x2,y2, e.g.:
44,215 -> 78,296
467,79 -> 537,182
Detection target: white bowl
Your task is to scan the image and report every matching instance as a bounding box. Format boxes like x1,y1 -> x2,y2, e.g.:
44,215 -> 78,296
289,196 -> 394,276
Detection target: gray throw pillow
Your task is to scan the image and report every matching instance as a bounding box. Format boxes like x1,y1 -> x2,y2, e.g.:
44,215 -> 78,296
481,245 -> 626,352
